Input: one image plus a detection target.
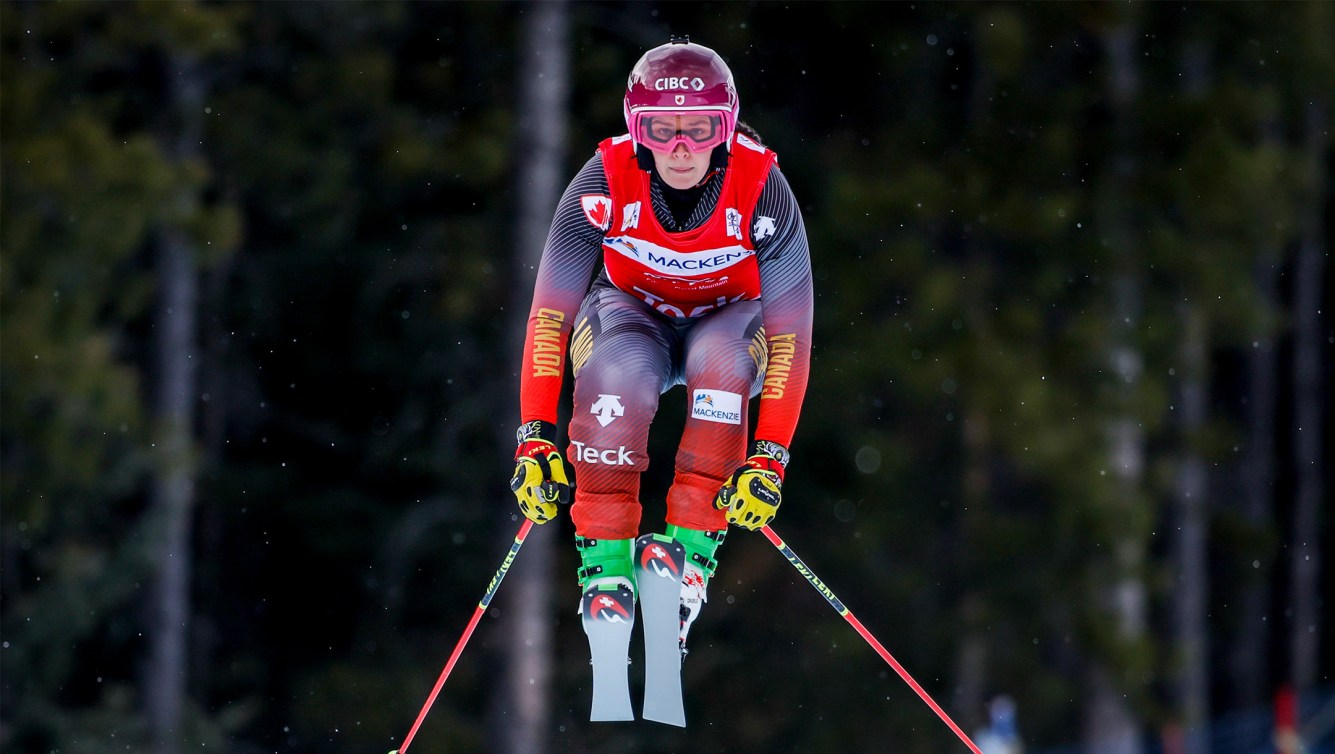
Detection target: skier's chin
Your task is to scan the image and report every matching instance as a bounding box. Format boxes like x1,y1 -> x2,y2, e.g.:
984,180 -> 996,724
661,168 -> 701,189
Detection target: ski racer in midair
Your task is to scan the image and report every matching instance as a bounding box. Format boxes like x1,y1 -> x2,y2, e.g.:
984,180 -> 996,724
508,36 -> 813,720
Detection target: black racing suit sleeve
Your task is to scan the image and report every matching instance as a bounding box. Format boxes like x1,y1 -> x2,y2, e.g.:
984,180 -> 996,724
751,164 -> 814,449
519,154 -> 608,424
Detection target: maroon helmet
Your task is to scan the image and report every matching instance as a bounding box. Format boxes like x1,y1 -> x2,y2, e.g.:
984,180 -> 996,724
624,37 -> 739,153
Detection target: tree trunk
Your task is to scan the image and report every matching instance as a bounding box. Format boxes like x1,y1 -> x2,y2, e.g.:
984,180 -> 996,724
492,3 -> 570,752
1172,304 -> 1210,752
1288,98 -> 1327,692
952,42 -> 999,735
145,52 -> 205,754
1169,41 -> 1210,753
1086,19 -> 1146,754
952,442 -> 988,716
1230,110 -> 1282,713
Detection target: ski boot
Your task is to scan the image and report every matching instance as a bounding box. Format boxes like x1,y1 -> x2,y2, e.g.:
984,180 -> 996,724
666,525 -> 726,659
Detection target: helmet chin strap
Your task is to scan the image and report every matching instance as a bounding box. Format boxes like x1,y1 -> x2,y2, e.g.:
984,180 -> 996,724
692,146 -> 730,188
635,144 -> 655,171
708,142 -> 730,171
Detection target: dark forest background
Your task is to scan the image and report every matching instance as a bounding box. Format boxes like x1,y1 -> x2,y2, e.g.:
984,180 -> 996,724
1,2 -> 1331,753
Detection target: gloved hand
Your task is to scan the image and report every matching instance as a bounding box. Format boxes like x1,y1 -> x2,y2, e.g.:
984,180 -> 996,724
509,420 -> 570,524
714,440 -> 789,530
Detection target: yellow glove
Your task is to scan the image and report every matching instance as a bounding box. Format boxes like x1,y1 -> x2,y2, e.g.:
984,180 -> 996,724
509,420 -> 570,524
714,440 -> 789,530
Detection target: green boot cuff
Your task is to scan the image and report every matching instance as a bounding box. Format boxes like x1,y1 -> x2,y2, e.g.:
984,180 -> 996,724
665,524 -> 726,581
575,536 -> 635,589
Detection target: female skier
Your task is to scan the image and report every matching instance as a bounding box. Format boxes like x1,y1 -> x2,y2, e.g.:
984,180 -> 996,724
508,36 -> 813,722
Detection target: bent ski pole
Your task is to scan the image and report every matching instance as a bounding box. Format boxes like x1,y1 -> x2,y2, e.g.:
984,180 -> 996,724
391,518 -> 534,754
760,525 -> 982,754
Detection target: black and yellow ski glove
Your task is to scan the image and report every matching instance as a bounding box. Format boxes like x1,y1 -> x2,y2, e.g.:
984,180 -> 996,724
714,440 -> 789,530
510,420 -> 570,524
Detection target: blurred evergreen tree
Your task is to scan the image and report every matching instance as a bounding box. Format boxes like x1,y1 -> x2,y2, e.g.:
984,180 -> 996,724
1,1 -> 242,751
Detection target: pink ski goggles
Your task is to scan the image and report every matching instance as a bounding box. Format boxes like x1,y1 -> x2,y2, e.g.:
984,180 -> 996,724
631,110 -> 733,153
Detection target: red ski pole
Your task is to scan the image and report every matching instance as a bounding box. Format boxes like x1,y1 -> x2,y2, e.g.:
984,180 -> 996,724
760,525 -> 982,754
391,518 -> 535,754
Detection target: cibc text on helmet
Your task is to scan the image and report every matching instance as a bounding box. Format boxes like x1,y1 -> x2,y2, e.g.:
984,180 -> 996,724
655,77 -> 707,92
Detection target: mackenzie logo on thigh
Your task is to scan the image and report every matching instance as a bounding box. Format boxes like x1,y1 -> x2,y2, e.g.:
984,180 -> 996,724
690,389 -> 742,424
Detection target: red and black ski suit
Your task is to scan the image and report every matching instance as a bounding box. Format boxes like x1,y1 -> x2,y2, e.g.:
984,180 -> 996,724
518,132 -> 813,539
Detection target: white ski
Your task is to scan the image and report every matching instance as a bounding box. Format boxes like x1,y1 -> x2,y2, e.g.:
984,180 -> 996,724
581,582 -> 635,721
636,533 -> 687,727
